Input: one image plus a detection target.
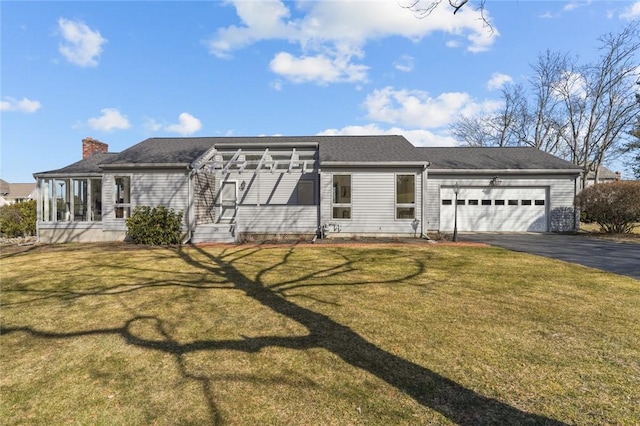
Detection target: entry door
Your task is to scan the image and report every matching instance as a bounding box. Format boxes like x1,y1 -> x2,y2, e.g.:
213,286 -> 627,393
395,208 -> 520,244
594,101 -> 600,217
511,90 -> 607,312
218,181 -> 237,223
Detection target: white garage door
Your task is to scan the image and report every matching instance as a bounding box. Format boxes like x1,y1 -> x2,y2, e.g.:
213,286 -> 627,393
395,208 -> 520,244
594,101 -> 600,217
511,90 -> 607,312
440,187 -> 548,232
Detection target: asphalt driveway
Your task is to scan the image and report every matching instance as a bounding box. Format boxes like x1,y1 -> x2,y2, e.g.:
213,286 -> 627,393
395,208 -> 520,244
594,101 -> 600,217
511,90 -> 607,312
460,233 -> 640,280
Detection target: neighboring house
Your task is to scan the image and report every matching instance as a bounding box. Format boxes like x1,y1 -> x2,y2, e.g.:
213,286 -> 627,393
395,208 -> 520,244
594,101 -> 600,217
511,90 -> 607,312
584,166 -> 621,188
0,179 -> 37,207
33,136 -> 582,244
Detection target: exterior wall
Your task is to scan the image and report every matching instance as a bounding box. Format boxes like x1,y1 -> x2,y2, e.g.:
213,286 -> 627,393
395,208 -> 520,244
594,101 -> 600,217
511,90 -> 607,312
220,170 -> 319,235
426,173 -> 579,232
320,167 -> 425,237
102,170 -> 190,233
37,223 -> 125,244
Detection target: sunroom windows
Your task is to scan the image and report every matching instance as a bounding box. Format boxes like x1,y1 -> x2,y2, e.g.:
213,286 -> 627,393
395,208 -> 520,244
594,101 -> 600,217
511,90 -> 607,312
39,178 -> 102,222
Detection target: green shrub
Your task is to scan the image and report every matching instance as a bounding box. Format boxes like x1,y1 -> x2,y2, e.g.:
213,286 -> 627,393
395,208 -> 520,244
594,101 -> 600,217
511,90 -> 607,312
0,200 -> 36,238
576,181 -> 640,233
125,205 -> 184,245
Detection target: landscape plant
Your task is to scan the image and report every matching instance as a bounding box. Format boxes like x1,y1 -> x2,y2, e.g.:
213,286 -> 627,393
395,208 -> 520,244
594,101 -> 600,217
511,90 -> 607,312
125,205 -> 183,245
0,199 -> 36,238
576,180 -> 640,233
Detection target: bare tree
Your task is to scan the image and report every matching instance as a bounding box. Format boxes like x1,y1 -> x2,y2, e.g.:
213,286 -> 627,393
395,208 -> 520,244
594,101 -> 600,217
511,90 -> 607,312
555,23 -> 640,187
451,23 -> 640,188
401,0 -> 492,31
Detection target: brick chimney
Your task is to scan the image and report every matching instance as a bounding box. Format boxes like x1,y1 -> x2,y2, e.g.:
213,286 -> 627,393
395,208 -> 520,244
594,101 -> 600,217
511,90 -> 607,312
82,137 -> 108,159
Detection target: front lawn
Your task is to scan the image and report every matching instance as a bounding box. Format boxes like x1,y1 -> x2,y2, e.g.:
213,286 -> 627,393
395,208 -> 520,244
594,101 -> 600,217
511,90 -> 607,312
1,243 -> 639,425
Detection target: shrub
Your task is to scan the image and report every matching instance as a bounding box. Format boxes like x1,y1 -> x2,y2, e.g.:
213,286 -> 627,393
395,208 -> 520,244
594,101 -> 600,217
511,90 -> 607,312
125,205 -> 184,245
0,200 -> 36,238
576,181 -> 640,233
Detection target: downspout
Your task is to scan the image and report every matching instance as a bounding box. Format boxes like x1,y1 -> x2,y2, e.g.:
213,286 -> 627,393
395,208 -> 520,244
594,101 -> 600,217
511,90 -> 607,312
421,162 -> 431,239
182,168 -> 195,245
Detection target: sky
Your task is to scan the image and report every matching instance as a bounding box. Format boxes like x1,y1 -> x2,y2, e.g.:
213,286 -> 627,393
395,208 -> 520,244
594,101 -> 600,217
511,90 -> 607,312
1,0 -> 639,183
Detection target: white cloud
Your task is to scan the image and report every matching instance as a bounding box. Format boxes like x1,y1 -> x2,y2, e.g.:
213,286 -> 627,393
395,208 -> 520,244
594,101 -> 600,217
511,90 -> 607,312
0,97 -> 41,113
207,0 -> 498,84
87,108 -> 130,131
318,124 -> 457,147
58,18 -> 107,67
621,1 -> 640,19
487,72 -> 513,91
394,55 -> 414,73
564,1 -> 592,12
165,113 -> 202,135
269,50 -> 368,84
143,117 -> 162,132
363,86 -> 500,129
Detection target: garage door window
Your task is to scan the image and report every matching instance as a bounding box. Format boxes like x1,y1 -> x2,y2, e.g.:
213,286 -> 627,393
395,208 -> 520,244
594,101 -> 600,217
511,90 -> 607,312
468,199 -> 478,205
535,200 -> 545,206
522,200 -> 532,205
495,199 -> 505,206
482,200 -> 491,206
508,200 -> 518,206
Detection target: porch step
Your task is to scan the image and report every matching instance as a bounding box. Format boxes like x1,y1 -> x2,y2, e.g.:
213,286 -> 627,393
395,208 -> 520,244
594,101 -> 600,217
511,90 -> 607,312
191,223 -> 236,244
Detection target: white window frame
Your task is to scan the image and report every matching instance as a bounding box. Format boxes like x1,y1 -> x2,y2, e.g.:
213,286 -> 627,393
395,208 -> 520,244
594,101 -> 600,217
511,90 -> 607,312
114,175 -> 132,219
395,173 -> 416,220
332,174 -> 352,220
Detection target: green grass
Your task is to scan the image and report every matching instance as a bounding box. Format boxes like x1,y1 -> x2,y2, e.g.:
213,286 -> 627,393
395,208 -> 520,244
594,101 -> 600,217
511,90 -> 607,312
1,242 -> 639,425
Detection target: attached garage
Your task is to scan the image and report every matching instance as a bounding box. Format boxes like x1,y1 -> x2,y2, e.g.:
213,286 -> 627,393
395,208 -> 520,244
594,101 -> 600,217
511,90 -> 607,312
416,146 -> 582,234
439,186 -> 548,232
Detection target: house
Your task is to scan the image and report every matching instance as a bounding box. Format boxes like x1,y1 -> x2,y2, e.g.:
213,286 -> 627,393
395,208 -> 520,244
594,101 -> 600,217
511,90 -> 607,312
33,136 -> 582,244
0,179 -> 37,207
584,166 -> 621,187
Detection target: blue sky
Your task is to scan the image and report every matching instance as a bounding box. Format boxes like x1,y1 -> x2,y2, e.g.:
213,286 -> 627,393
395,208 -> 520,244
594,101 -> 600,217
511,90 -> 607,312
1,0 -> 638,182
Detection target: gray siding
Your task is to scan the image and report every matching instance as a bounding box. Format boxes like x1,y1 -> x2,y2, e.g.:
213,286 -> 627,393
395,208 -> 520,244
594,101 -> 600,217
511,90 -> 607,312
238,206 -> 318,234
320,167 -> 424,236
426,173 -> 578,232
103,171 -> 190,232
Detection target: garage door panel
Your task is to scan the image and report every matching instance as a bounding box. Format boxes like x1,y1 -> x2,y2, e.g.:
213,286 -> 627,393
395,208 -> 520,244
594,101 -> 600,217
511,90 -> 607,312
440,187 -> 547,232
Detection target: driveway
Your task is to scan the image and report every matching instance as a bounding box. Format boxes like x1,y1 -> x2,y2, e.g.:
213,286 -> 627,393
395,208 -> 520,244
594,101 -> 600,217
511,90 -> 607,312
460,233 -> 640,280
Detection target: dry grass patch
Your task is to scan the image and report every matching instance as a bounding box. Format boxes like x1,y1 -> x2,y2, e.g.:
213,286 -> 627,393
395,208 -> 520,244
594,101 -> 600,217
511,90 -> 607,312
1,243 -> 639,425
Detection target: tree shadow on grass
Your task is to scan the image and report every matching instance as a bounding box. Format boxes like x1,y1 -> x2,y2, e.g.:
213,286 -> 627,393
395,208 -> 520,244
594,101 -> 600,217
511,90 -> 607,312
2,244 -> 568,425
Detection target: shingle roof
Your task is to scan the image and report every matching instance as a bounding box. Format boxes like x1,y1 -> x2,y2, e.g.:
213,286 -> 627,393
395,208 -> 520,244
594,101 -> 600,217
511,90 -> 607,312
34,152 -> 118,177
98,135 -> 419,166
415,147 -> 581,170
34,136 -> 582,176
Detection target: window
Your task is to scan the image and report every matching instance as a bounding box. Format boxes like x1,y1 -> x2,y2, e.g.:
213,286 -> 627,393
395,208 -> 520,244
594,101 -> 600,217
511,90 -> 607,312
297,180 -> 314,205
396,174 -> 415,219
521,200 -> 532,206
456,199 -> 465,205
442,199 -> 452,205
114,176 -> 131,219
535,199 -> 545,206
332,175 -> 351,219
508,199 -> 518,206
495,199 -> 505,206
39,177 -> 103,222
468,199 -> 479,205
481,200 -> 492,206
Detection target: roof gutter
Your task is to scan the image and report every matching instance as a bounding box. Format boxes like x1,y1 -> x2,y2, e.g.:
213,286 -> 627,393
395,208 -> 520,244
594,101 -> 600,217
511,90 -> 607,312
427,168 -> 581,174
320,161 -> 429,167
99,163 -> 191,170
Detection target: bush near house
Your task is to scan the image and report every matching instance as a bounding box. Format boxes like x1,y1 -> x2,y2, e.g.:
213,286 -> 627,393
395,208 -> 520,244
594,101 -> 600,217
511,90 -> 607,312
125,205 -> 183,245
576,181 -> 640,233
0,200 -> 36,238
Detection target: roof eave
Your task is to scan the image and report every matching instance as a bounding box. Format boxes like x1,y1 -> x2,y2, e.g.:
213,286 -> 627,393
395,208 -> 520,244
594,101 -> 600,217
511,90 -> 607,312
320,161 -> 429,167
100,162 -> 191,170
428,168 -> 582,174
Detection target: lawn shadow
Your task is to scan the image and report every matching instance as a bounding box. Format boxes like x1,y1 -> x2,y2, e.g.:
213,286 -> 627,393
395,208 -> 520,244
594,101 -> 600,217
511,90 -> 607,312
2,244 -> 568,425
176,244 -> 567,425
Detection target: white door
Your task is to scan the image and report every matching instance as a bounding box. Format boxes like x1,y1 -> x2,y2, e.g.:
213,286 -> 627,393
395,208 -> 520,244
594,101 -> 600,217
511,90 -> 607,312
218,181 -> 237,223
440,187 -> 548,232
